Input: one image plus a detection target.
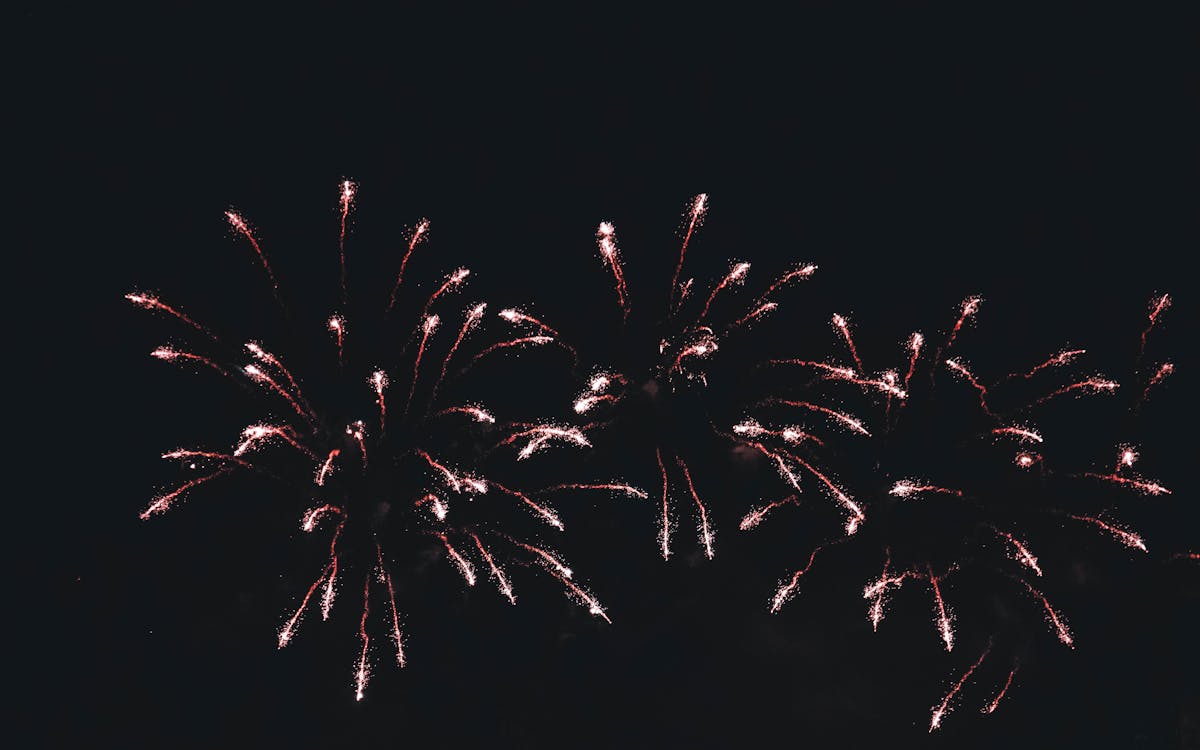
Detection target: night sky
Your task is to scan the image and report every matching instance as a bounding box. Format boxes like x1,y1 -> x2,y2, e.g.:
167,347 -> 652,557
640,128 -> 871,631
27,8 -> 1197,748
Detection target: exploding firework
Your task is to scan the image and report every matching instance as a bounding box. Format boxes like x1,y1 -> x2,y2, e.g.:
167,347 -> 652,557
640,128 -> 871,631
504,195 -> 818,560
739,293 -> 1176,728
132,182 -> 620,700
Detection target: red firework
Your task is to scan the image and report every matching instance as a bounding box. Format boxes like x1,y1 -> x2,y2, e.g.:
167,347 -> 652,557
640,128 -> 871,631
132,181 -> 626,700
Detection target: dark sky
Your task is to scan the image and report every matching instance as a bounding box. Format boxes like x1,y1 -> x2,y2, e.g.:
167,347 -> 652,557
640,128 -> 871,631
26,8 -> 1197,749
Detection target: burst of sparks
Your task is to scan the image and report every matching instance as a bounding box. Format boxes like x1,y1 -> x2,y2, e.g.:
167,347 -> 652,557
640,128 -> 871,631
595,221 -> 630,317
982,665 -> 1018,715
769,545 -> 824,613
669,193 -> 708,305
1020,579 -> 1073,647
1069,515 -> 1148,551
929,639 -> 991,731
831,313 -> 865,373
386,218 -> 431,312
928,564 -> 955,652
338,179 -> 356,301
991,426 -> 1043,444
739,495 -> 799,531
990,527 -> 1043,576
889,480 -> 963,499
328,315 -> 346,365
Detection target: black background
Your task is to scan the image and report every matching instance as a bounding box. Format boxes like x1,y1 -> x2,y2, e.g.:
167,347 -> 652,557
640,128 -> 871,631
25,7 -> 1197,749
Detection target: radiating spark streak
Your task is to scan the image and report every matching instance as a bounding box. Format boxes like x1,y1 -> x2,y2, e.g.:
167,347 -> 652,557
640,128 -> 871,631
470,533 -> 516,604
1139,362 -> 1174,406
235,423 -> 318,460
990,527 -> 1042,576
278,560 -> 334,648
945,358 -> 996,418
696,261 -> 750,322
728,302 -> 777,330
225,211 -> 280,296
1032,378 -> 1120,406
338,179 -> 356,302
764,359 -> 857,378
315,449 -> 340,486
903,332 -> 923,390
321,520 -> 345,620
354,574 -> 370,701
414,493 -> 448,521
595,221 -> 630,317
991,426 -> 1043,444
732,419 -> 824,446
861,569 -> 921,600
463,336 -> 555,371
139,468 -> 232,519
420,268 -> 470,322
414,448 -> 482,495
426,303 -> 487,410
500,424 -> 591,460
832,314 -> 865,373
739,495 -> 799,531
787,451 -> 864,534
376,544 -> 406,666
386,218 -> 430,312
404,315 -> 439,418
656,446 -> 671,560
889,480 -> 963,499
573,393 -> 620,414
1139,293 -> 1171,357
927,564 -> 955,652
865,551 -> 910,631
436,533 -> 477,585
546,568 -> 610,623
127,293 -> 217,341
930,639 -> 991,731
498,307 -> 565,337
674,458 -> 714,559
1002,349 -> 1087,381
770,546 -> 824,613
934,296 -> 982,367
488,480 -> 564,530
244,364 -> 313,422
767,399 -> 870,436
509,539 -> 573,578
435,405 -> 495,423
369,370 -> 388,432
149,346 -> 238,380
346,421 -> 367,469
328,315 -> 345,366
537,483 -> 648,499
301,504 -> 344,532
982,665 -> 1018,714
669,193 -> 708,305
162,449 -> 256,471
1020,579 -> 1073,647
676,278 -> 693,306
748,264 -> 818,311
1076,471 -> 1171,496
670,337 -> 718,374
245,342 -> 316,418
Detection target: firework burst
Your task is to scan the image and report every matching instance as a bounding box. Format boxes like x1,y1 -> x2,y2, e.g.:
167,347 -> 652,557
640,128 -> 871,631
502,195 -> 818,560
740,293 -> 1176,728
132,182 -> 620,700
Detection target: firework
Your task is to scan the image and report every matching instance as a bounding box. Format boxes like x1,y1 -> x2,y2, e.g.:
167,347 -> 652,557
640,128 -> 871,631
742,292 -> 1173,728
133,181 -> 621,699
521,195 -> 821,559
